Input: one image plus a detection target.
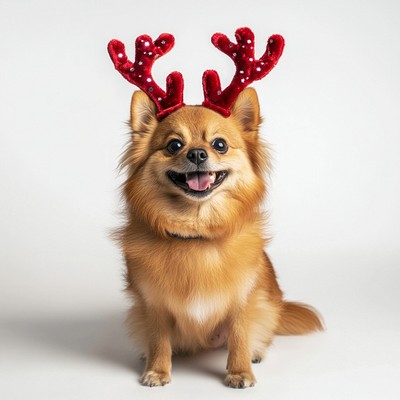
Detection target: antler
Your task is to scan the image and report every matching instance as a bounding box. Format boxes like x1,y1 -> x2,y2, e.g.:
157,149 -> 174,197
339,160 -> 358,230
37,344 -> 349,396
108,34 -> 184,119
202,27 -> 285,117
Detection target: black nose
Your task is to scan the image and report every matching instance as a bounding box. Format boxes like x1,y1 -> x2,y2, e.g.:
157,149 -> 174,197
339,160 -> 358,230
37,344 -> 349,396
187,148 -> 208,165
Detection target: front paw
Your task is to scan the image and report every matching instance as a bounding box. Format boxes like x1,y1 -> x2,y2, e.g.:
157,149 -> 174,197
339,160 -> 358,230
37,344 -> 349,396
141,370 -> 171,387
225,372 -> 256,388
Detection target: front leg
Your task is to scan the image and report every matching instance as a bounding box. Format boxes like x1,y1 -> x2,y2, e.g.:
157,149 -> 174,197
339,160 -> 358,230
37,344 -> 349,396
225,309 -> 256,388
141,308 -> 172,387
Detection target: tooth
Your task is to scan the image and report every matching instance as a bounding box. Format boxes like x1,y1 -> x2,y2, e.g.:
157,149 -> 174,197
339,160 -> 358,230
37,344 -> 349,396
209,172 -> 216,183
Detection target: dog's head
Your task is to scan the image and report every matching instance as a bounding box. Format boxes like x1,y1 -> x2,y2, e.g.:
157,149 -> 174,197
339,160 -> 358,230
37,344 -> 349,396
122,88 -> 270,239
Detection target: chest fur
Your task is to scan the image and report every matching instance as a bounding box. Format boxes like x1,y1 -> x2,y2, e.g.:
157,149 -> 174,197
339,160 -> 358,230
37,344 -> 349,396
126,232 -> 264,322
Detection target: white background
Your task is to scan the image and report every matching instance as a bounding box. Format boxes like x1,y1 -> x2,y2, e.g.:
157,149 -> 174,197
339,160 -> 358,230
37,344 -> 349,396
1,0 -> 400,399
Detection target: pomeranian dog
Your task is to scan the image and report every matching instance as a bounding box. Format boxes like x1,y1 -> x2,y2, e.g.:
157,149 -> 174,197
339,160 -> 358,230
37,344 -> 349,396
116,87 -> 323,388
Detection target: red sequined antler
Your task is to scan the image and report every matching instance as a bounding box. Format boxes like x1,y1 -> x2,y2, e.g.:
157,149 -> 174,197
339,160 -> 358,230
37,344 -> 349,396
108,34 -> 184,119
202,27 -> 285,117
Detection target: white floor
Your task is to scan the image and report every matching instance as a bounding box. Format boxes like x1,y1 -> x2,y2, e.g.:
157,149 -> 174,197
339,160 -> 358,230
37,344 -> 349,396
1,253 -> 399,400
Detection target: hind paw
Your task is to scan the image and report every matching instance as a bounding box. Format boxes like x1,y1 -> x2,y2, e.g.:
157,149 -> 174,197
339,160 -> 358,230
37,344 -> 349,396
251,351 -> 265,363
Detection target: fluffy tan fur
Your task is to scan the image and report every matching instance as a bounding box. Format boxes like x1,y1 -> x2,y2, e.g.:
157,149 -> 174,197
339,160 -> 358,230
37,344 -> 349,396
117,88 -> 323,388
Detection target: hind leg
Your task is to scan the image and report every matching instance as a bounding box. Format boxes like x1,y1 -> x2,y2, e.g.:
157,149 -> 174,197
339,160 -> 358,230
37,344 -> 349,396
250,337 -> 272,363
249,292 -> 281,364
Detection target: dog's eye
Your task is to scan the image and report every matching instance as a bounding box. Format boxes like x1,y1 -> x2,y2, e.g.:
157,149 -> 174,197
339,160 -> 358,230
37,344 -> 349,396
212,138 -> 228,154
166,139 -> 184,154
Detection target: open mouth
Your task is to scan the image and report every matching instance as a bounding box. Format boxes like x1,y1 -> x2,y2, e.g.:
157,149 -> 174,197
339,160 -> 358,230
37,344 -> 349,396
167,170 -> 228,198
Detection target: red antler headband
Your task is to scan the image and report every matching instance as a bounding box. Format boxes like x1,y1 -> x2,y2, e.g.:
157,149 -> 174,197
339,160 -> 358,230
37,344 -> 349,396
108,27 -> 284,120
107,33 -> 184,120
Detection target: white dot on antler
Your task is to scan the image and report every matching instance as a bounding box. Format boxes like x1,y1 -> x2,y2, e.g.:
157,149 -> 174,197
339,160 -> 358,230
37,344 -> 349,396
138,61 -> 143,65
249,58 -> 254,62
144,41 -> 150,46
161,40 -> 166,44
269,39 -> 274,44
233,53 -> 237,57
247,39 -> 252,44
118,53 -> 123,58
239,70 -> 244,74
158,97 -> 162,101
256,67 -> 261,71
241,78 -> 245,83
217,90 -> 221,95
147,78 -> 152,82
130,67 -> 135,72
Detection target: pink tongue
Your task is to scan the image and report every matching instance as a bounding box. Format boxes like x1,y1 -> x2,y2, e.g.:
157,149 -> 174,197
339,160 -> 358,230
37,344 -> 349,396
186,172 -> 211,191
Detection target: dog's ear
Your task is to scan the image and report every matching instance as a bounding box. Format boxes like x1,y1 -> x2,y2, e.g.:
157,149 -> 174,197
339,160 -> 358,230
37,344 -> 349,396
230,87 -> 261,132
130,90 -> 158,133
231,87 -> 269,176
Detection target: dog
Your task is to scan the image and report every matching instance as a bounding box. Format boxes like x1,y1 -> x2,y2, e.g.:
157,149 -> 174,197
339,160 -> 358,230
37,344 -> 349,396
115,87 -> 323,388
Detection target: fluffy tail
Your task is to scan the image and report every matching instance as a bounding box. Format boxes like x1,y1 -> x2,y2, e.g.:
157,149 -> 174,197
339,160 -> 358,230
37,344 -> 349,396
275,301 -> 324,335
